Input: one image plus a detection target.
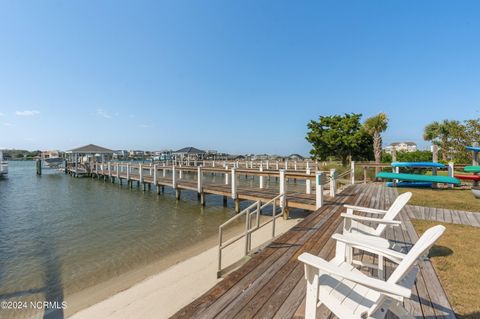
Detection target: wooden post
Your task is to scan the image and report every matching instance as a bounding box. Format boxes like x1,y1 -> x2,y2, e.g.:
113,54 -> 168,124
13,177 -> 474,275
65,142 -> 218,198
306,168 -> 311,194
448,162 -> 454,188
259,165 -> 264,189
232,167 -> 240,213
231,168 -> 237,199
316,171 -> 324,209
432,145 -> 438,189
329,168 -> 337,197
198,166 -> 205,205
285,160 -> 288,170
179,168 -> 183,179
473,142 -> 479,165
473,142 -> 479,186
225,166 -> 229,184
172,165 -> 177,188
276,161 -> 279,170
74,153 -> 78,174
153,164 -> 158,192
108,162 -> 112,180
350,161 -> 355,184
279,169 -> 287,218
36,159 -> 42,175
294,161 -> 297,170
266,160 -> 269,170
138,163 -> 144,190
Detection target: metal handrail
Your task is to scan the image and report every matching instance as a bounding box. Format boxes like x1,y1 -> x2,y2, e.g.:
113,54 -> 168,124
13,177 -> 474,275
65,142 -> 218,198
218,194 -> 282,277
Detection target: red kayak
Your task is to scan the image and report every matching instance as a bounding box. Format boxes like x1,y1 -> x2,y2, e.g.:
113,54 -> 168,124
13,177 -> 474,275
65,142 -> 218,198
454,174 -> 480,181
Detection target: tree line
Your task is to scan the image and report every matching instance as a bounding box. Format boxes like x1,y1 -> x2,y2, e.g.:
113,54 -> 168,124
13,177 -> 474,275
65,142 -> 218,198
306,113 -> 479,165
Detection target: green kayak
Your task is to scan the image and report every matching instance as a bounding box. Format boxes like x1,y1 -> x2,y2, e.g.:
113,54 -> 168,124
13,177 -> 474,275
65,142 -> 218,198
464,166 -> 480,173
376,172 -> 460,185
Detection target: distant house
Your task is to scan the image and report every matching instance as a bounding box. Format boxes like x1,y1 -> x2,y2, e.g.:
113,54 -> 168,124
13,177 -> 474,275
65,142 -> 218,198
113,150 -> 128,159
385,142 -> 417,154
173,147 -> 206,161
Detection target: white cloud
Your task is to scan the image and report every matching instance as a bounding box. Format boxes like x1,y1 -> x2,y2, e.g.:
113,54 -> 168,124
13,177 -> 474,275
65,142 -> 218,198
3,122 -> 14,127
139,124 -> 151,128
16,110 -> 40,116
96,108 -> 112,119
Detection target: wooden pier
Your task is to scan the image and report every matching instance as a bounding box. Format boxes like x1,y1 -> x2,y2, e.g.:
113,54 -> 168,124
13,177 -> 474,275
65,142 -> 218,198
67,162 -> 352,213
172,184 -> 456,319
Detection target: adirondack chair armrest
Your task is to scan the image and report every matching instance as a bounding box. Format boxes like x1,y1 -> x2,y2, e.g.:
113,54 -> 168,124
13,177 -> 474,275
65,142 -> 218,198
298,253 -> 411,300
343,205 -> 388,215
332,233 -> 407,263
340,213 -> 402,225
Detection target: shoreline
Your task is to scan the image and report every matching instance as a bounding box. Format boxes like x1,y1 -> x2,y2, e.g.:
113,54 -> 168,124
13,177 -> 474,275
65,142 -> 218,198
64,230 -> 220,317
69,214 -> 304,319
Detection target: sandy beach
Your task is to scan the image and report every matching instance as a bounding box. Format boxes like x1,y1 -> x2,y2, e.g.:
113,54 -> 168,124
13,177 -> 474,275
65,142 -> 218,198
69,214 -> 303,319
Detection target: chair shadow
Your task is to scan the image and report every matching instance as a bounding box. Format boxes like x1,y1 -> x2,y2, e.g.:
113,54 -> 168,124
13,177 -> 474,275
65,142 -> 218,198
428,245 -> 453,258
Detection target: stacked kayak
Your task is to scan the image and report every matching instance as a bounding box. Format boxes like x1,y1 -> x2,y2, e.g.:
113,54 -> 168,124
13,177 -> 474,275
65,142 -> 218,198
455,166 -> 480,181
454,145 -> 480,182
376,162 -> 460,187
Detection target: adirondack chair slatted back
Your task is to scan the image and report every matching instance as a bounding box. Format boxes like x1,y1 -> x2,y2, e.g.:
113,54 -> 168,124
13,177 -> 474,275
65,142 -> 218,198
387,225 -> 445,284
373,192 -> 412,236
367,225 -> 445,317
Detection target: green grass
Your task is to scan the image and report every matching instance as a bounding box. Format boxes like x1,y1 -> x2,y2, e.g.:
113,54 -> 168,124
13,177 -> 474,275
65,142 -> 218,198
398,187 -> 480,212
413,220 -> 480,318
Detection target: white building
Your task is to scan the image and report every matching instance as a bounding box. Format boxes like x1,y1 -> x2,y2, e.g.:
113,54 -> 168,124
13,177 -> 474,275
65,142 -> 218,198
384,142 -> 417,154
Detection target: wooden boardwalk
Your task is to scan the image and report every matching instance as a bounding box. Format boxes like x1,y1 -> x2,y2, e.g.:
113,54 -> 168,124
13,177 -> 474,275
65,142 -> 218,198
405,205 -> 480,227
84,166 -> 338,212
172,184 -> 456,319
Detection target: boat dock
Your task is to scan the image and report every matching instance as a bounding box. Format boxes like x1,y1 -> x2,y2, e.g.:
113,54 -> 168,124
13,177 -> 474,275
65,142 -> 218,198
172,183 -> 456,319
66,162 -> 353,213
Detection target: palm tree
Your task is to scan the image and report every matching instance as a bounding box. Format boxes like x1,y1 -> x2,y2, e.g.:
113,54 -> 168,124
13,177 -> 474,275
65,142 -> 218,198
363,113 -> 389,175
423,120 -> 461,161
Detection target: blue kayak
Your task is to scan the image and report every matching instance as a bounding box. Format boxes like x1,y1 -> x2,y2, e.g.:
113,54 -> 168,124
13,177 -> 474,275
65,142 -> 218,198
386,181 -> 433,188
391,162 -> 445,169
466,146 -> 480,152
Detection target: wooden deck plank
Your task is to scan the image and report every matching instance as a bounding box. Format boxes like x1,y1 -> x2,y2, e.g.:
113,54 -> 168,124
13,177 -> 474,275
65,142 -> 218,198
399,204 -> 456,319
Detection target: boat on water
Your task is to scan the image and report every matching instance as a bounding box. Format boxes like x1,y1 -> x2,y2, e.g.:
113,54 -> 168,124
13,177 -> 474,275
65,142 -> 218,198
44,157 -> 64,167
42,150 -> 64,168
0,151 -> 8,177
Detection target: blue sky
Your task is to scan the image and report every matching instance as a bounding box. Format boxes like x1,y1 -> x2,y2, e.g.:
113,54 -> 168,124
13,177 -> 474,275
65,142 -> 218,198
0,1 -> 479,155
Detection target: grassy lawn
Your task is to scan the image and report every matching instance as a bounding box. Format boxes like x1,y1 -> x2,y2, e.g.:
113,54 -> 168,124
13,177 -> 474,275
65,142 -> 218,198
413,220 -> 480,318
398,187 -> 480,212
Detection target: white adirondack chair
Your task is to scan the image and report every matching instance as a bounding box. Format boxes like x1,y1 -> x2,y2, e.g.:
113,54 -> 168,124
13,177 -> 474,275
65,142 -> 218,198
298,225 -> 445,319
342,192 -> 412,236
341,192 -> 412,277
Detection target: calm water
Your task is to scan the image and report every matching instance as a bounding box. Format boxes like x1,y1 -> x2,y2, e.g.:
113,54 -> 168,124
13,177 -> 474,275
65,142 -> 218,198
0,161 -> 307,318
